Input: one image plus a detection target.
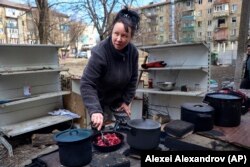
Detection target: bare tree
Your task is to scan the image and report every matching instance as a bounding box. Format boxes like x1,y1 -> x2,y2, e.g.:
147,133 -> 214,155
35,0 -> 50,44
69,21 -> 86,53
234,0 -> 250,89
69,0 -> 137,40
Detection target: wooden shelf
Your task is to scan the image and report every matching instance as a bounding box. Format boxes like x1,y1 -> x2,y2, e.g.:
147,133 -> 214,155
136,88 -> 206,97
139,66 -> 208,72
0,67 -> 68,76
0,91 -> 71,108
0,115 -> 73,137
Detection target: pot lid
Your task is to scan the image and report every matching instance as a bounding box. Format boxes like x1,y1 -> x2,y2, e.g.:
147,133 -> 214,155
207,93 -> 241,100
181,103 -> 214,113
127,119 -> 161,130
54,129 -> 93,142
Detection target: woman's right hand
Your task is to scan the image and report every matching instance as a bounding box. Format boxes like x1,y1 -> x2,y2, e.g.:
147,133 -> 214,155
91,113 -> 103,131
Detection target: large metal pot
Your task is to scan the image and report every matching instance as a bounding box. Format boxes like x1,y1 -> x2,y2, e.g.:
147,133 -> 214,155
126,118 -> 161,150
203,93 -> 242,127
54,129 -> 93,167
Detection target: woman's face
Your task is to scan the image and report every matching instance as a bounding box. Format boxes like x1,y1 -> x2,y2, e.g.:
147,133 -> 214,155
247,46 -> 250,55
112,22 -> 132,50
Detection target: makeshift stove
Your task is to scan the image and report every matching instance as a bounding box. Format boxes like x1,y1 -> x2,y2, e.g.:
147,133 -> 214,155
123,144 -> 169,160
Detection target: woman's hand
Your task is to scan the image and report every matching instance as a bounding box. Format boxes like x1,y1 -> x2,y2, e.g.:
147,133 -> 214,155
117,102 -> 131,116
91,113 -> 103,131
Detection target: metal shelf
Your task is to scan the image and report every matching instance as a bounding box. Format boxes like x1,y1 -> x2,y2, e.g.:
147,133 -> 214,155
136,88 -> 205,97
0,91 -> 71,108
0,67 -> 68,76
0,115 -> 73,137
139,66 -> 208,72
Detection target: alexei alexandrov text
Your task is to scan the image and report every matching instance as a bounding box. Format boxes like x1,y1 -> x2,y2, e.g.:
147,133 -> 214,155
144,154 -> 246,163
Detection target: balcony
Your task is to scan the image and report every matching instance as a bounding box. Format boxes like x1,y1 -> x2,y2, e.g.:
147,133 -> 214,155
214,0 -> 230,5
215,23 -> 228,29
213,11 -> 229,18
182,15 -> 195,20
181,37 -> 195,43
214,29 -> 228,41
182,26 -> 195,32
146,12 -> 157,18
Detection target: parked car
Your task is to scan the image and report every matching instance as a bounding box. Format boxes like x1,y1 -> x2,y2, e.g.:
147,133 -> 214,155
76,51 -> 87,58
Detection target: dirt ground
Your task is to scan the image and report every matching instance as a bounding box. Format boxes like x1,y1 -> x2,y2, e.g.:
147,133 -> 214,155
0,57 -> 236,167
59,57 -> 236,88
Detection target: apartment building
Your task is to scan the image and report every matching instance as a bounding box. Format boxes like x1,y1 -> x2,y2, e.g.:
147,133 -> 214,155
133,1 -> 172,46
0,0 -> 71,45
0,0 -> 29,44
135,0 -> 244,64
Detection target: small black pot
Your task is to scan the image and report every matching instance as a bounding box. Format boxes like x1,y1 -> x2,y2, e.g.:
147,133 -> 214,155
181,103 -> 214,132
126,118 -> 161,150
54,129 -> 93,167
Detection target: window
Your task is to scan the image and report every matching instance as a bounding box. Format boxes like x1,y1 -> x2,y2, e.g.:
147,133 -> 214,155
198,0 -> 202,5
198,21 -> 202,27
218,18 -> 226,27
207,31 -> 212,37
208,0 -> 212,2
197,10 -> 202,17
159,16 -> 163,22
208,20 -> 212,26
232,17 -> 236,25
208,8 -> 212,14
197,32 -> 202,37
186,1 -> 191,6
215,4 -> 228,12
231,4 -> 237,12
231,29 -> 236,36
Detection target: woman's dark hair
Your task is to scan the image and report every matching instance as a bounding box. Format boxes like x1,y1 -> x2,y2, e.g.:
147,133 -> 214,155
111,6 -> 140,37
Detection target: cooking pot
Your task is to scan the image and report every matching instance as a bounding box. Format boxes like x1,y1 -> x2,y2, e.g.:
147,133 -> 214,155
181,103 -> 214,132
124,118 -> 161,150
54,129 -> 93,167
203,93 -> 242,127
157,82 -> 175,91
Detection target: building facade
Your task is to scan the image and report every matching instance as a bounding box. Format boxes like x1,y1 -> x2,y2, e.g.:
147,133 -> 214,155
0,0 -> 29,44
133,1 -> 172,46
134,0 -> 245,64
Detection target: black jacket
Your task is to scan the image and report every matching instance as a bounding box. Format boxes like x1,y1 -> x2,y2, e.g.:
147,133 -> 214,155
80,37 -> 138,116
243,54 -> 250,79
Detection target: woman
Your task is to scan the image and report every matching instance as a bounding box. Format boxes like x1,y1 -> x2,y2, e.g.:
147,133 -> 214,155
80,7 -> 140,130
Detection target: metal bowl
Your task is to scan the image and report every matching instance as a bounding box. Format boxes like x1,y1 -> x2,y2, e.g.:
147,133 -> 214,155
157,82 -> 175,91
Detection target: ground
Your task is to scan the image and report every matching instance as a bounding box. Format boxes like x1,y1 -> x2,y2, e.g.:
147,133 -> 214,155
59,57 -> 236,88
0,57 -> 236,167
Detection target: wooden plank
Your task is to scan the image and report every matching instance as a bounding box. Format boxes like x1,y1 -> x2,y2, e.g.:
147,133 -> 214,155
0,68 -> 68,76
136,88 -> 205,97
0,115 -> 73,137
0,91 -> 70,108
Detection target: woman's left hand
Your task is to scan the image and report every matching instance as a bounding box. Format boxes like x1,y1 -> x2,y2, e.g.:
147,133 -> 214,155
116,102 -> 131,116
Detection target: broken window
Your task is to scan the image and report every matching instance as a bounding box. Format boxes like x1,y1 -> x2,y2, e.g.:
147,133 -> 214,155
218,18 -> 226,27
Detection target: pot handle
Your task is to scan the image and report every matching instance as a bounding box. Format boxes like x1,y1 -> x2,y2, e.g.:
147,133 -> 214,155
69,129 -> 79,136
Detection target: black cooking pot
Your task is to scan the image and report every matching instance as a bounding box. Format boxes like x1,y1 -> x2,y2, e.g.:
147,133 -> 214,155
125,118 -> 161,150
54,129 -> 93,167
203,93 -> 242,127
181,103 -> 214,132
